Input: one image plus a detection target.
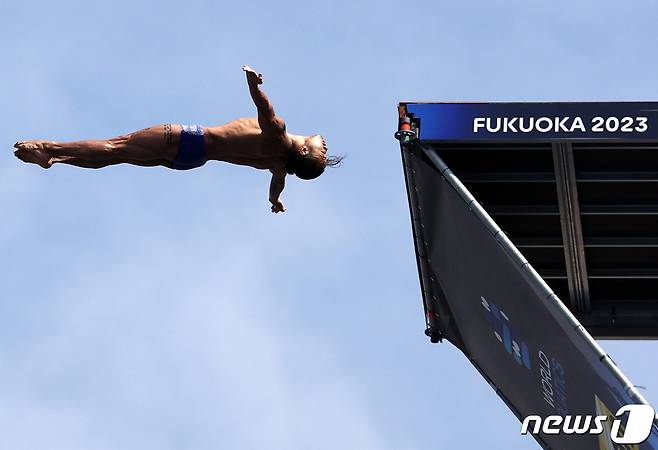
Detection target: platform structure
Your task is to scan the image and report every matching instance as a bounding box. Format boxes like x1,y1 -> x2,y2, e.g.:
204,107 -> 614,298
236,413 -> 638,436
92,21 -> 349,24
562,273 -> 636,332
397,102 -> 658,449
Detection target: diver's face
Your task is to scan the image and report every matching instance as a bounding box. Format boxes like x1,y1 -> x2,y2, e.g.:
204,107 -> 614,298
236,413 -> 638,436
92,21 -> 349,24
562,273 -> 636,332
304,135 -> 327,162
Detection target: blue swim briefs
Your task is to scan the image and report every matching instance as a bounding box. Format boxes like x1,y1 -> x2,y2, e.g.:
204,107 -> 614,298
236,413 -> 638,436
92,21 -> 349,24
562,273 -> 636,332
172,124 -> 207,170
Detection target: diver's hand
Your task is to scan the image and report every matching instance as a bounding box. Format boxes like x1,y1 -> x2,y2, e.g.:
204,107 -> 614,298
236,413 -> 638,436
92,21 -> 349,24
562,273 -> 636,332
242,65 -> 263,85
270,199 -> 286,213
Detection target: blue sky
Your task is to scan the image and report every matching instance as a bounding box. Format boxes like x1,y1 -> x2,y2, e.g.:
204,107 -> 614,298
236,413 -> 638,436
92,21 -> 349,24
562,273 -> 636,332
2,0 -> 658,449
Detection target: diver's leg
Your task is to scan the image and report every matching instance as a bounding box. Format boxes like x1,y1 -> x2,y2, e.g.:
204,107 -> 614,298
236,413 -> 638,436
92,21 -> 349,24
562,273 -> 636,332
14,124 -> 180,169
15,139 -> 121,169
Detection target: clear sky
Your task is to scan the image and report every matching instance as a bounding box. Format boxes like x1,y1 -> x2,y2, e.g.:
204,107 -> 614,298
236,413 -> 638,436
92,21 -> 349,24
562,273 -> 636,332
2,1 -> 658,449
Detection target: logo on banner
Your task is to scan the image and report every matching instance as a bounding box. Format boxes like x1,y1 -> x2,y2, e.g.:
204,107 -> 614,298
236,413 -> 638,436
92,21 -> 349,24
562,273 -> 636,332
480,296 -> 531,369
521,402 -> 655,446
480,296 -> 570,414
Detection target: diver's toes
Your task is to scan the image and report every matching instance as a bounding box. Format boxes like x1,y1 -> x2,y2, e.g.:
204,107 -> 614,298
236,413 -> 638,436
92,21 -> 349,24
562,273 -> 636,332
19,142 -> 39,150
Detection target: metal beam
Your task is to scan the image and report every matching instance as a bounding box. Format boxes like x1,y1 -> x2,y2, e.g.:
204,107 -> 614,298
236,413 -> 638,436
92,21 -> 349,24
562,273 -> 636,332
539,268 -> 658,279
516,236 -> 658,248
552,142 -> 591,313
488,204 -> 658,216
459,172 -> 555,183
579,302 -> 658,339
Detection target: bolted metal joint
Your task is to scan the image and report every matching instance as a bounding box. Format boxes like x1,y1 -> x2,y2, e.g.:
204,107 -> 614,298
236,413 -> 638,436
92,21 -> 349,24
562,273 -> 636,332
424,327 -> 444,343
395,116 -> 418,144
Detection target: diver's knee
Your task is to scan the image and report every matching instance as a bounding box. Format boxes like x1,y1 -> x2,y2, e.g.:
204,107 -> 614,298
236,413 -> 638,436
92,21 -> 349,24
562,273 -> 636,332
107,136 -> 130,151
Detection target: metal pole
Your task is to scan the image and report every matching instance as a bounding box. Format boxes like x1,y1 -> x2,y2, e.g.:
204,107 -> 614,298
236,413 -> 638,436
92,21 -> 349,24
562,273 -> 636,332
552,142 -> 591,314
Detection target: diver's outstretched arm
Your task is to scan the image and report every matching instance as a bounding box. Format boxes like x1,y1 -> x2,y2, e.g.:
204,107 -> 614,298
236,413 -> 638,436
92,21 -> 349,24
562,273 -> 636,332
269,168 -> 286,213
242,65 -> 286,136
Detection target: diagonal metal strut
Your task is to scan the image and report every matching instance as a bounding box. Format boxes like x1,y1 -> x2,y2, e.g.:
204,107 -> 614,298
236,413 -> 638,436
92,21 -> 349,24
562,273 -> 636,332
552,142 -> 591,313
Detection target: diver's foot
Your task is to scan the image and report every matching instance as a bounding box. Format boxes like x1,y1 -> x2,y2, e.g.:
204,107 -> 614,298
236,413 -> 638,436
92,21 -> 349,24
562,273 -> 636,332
14,141 -> 53,168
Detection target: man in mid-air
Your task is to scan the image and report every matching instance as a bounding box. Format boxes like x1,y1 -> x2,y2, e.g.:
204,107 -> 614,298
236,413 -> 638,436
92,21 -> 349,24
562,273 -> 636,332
14,65 -> 343,213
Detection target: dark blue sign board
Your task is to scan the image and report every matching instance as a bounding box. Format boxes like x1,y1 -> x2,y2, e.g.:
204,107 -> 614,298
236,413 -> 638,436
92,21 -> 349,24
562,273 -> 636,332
398,102 -> 658,449
406,102 -> 658,141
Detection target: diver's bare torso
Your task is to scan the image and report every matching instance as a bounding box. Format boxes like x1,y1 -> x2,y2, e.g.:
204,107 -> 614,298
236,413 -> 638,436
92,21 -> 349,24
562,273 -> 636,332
204,117 -> 291,170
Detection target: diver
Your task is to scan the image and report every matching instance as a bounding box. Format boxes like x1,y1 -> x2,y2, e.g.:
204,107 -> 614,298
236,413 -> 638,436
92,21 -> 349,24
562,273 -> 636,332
14,65 -> 343,213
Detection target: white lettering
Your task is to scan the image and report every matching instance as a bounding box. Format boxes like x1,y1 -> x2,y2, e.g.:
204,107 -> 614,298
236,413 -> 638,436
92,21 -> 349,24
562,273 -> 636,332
519,117 -> 533,132
536,117 -> 552,133
572,117 -> 586,132
542,416 -> 563,434
472,116 -> 647,135
487,117 -> 501,132
539,351 -> 555,409
521,406 -> 655,444
591,415 -> 606,434
611,404 -> 655,445
521,416 -> 542,434
556,116 -> 570,132
505,117 -> 518,132
562,415 -> 592,434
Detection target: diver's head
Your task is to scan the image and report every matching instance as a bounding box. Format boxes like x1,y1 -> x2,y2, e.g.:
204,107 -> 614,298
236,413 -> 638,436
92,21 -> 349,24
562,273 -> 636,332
285,134 -> 344,180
